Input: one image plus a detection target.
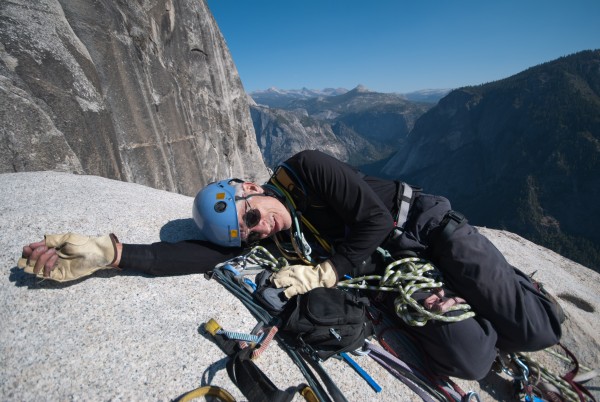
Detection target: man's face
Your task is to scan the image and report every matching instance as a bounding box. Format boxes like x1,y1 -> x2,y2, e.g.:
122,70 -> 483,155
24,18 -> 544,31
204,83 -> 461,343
236,183 -> 292,243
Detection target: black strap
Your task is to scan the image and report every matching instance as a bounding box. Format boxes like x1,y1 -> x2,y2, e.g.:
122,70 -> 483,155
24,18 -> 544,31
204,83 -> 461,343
227,347 -> 299,402
301,349 -> 349,402
439,210 -> 467,243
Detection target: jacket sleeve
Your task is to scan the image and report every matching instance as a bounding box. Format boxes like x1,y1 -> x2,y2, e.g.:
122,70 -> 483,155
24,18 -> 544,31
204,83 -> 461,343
119,240 -> 243,276
290,150 -> 394,277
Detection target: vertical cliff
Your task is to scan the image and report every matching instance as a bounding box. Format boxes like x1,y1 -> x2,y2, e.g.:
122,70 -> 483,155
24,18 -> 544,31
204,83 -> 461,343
0,0 -> 268,195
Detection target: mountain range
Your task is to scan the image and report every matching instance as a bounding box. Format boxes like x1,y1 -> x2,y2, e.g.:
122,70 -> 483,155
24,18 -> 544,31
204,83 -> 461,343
250,50 -> 600,271
250,86 -> 450,108
249,85 -> 437,167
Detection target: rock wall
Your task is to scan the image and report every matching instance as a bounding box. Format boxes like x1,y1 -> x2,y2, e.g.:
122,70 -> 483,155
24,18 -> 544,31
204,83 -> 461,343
0,0 -> 269,195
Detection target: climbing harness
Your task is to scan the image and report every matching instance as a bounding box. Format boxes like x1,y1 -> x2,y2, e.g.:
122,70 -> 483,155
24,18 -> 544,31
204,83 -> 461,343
337,253 -> 475,326
271,165 -> 475,328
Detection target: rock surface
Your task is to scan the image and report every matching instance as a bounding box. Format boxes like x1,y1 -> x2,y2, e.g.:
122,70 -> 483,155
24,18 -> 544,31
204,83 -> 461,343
1,171 -> 599,401
0,0 -> 268,195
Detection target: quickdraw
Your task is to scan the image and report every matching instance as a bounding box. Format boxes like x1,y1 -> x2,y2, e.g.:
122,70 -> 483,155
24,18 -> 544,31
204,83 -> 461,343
496,345 -> 598,402
215,245 -> 287,272
337,256 -> 475,326
268,164 -> 333,264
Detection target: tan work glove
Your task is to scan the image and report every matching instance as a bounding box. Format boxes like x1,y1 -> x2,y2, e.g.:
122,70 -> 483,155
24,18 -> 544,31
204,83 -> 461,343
18,233 -> 119,282
270,260 -> 337,299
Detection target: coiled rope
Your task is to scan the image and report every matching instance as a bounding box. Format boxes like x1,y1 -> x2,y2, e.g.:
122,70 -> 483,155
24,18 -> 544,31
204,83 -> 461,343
226,247 -> 475,327
337,257 -> 475,326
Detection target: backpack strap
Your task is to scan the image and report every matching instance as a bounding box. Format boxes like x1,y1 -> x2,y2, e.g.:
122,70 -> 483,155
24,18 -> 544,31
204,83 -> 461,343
272,163 -> 309,210
268,163 -> 332,262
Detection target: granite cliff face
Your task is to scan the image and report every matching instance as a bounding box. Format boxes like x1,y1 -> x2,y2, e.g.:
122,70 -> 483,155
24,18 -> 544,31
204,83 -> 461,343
0,0 -> 268,195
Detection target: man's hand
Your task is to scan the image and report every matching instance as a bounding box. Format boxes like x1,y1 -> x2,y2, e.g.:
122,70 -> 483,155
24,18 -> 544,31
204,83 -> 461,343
270,260 -> 337,299
18,233 -> 119,282
422,288 -> 467,313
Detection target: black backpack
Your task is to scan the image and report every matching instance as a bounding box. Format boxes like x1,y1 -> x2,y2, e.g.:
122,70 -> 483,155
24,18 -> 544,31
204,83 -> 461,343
280,287 -> 373,361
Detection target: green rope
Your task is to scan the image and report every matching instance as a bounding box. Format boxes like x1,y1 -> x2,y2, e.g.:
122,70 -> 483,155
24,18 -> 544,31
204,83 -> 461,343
338,257 -> 475,326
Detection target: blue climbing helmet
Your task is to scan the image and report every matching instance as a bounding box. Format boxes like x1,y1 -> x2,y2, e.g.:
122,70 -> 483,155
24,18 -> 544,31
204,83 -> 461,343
193,179 -> 242,247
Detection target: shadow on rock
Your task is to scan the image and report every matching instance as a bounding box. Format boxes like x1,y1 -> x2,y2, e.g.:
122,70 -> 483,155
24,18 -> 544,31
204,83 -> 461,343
558,292 -> 595,313
160,218 -> 203,243
477,370 -> 514,400
9,265 -> 150,289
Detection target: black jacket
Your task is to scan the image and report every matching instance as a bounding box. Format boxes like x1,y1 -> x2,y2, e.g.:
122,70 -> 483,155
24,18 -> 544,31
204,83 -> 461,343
282,150 -> 398,277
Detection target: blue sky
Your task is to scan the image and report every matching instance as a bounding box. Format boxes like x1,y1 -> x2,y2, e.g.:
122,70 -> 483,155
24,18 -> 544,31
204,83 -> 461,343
206,0 -> 600,94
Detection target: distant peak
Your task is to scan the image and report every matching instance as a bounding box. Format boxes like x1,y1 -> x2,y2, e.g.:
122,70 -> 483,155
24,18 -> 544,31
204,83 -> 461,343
353,85 -> 370,93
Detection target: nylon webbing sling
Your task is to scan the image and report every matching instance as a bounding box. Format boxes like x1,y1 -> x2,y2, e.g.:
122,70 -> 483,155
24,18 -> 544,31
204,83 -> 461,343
392,182 -> 414,239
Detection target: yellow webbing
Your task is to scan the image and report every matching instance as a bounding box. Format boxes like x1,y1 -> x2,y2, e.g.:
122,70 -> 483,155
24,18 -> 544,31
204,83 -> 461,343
178,385 -> 236,402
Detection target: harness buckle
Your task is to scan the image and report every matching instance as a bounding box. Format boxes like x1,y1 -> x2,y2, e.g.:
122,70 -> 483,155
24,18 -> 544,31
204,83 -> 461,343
439,210 -> 467,242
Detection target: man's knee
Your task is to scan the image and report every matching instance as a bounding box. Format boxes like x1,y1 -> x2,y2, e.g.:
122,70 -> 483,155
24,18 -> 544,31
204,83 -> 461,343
415,317 -> 498,380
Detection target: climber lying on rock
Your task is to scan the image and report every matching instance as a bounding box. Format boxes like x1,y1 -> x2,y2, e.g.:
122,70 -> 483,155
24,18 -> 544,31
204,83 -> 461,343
18,149 -> 563,380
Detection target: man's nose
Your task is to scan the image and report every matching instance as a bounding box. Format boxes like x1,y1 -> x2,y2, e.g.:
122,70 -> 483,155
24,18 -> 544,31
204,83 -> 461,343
253,215 -> 270,234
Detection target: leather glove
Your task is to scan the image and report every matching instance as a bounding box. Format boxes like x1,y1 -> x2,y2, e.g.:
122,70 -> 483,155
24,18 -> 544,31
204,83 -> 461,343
270,260 -> 337,299
18,233 -> 119,282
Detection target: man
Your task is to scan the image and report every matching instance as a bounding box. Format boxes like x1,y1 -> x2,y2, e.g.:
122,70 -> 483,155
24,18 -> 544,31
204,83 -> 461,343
19,150 -> 563,380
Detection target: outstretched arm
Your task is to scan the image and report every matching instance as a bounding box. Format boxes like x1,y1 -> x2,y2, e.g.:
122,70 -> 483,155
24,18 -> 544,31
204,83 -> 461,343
19,235 -> 244,281
119,240 -> 243,276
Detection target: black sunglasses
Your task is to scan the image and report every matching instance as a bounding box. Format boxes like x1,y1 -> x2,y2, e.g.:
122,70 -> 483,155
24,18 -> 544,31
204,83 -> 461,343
243,198 -> 261,228
239,197 -> 262,243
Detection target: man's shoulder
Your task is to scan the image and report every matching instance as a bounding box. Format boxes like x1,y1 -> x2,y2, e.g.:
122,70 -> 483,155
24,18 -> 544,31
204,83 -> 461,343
285,150 -> 345,171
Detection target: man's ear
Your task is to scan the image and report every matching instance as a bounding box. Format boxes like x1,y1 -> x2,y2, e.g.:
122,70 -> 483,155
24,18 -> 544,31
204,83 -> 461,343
242,182 -> 264,194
